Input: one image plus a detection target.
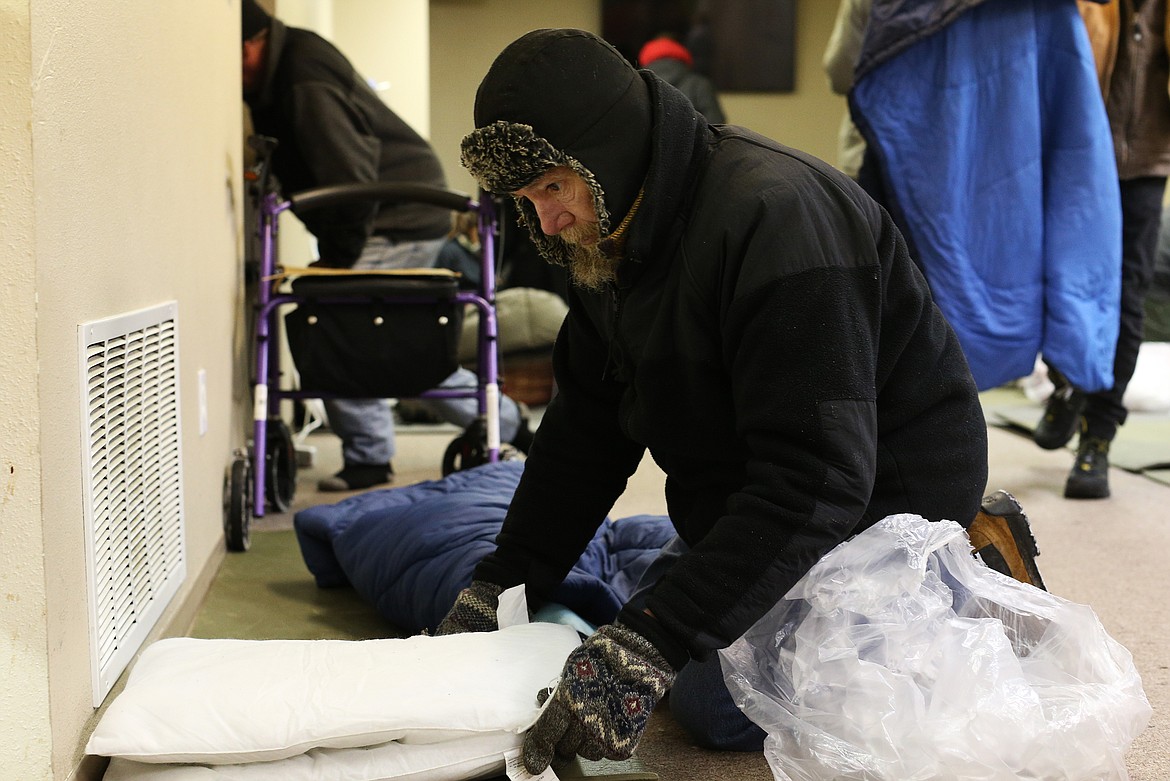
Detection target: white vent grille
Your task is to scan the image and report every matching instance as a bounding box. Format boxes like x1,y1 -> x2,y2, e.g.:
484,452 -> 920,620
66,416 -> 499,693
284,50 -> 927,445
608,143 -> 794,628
79,302 -> 186,706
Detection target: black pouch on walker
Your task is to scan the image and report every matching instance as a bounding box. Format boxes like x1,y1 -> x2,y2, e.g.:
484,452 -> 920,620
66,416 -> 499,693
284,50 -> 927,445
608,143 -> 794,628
284,274 -> 464,398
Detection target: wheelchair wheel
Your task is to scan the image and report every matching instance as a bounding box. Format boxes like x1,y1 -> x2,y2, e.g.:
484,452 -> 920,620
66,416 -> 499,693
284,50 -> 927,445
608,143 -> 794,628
264,420 -> 297,512
224,453 -> 253,552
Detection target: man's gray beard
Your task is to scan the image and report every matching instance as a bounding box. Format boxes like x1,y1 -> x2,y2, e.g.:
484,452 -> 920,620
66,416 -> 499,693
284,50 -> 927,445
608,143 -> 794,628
565,241 -> 619,292
557,222 -> 617,292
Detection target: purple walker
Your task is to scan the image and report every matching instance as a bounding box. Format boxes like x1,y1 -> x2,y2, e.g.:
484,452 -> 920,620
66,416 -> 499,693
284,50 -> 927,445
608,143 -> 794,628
225,136 -> 504,551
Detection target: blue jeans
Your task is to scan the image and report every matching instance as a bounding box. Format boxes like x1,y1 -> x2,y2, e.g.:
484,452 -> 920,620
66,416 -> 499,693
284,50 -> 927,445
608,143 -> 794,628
322,236 -> 521,465
627,536 -> 766,751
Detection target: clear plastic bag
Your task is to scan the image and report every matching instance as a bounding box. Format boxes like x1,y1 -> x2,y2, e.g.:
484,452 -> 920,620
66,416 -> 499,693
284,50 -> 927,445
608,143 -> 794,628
719,515 -> 1150,781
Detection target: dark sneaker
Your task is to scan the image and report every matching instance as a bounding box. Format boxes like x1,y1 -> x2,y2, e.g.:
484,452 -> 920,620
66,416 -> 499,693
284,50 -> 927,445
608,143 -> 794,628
395,400 -> 444,425
1064,436 -> 1111,499
317,462 -> 393,492
967,489 -> 1047,590
1033,385 -> 1086,450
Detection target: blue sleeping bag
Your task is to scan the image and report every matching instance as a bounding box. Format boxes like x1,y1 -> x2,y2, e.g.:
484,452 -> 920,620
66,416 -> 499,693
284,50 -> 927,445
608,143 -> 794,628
294,460 -> 675,633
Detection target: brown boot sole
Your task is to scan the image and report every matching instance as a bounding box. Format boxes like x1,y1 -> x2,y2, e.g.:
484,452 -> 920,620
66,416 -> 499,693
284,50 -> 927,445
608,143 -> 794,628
967,489 -> 1047,591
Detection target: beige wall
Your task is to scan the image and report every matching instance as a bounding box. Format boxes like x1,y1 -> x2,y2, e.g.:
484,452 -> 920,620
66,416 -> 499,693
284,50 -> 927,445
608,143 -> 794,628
430,0 -> 602,196
430,1 -> 846,195
335,0 -> 431,136
276,0 -> 430,133
722,2 -> 846,167
0,1 -> 53,776
2,1 -> 243,778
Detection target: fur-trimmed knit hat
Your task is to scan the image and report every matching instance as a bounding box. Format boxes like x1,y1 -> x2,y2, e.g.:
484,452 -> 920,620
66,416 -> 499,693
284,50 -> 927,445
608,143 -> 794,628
461,29 -> 651,243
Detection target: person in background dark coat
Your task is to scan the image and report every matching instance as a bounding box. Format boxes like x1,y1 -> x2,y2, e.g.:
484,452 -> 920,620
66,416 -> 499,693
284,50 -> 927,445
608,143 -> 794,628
637,34 -> 725,123
434,28 -> 1044,774
241,0 -> 531,491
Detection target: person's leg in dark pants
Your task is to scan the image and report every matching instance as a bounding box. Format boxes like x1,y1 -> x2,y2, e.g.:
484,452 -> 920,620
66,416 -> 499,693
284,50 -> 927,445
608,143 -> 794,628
667,653 -> 767,751
626,537 -> 767,751
1066,175 -> 1165,498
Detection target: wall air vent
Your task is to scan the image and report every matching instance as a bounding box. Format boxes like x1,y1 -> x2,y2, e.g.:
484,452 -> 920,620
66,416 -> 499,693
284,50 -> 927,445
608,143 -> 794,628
79,301 -> 186,706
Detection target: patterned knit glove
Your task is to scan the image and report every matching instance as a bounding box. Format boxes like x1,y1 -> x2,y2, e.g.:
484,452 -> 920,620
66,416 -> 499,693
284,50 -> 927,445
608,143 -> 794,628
434,580 -> 505,635
522,623 -> 677,774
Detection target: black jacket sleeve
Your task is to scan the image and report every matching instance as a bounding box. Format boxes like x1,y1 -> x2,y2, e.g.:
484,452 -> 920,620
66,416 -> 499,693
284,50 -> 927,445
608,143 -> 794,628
473,292 -> 646,604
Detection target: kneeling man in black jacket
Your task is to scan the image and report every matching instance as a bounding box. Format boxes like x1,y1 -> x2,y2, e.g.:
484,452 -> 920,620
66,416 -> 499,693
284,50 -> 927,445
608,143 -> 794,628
437,27 -> 1042,774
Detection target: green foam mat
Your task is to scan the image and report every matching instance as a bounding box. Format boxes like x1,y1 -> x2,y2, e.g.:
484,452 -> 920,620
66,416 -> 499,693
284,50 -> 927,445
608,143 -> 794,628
189,529 -> 397,641
981,391 -> 1170,474
483,756 -> 657,780
1144,468 -> 1170,488
561,757 -> 658,780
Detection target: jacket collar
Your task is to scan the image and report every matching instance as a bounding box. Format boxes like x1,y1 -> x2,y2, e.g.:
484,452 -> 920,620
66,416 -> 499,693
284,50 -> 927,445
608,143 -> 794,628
616,71 -> 709,286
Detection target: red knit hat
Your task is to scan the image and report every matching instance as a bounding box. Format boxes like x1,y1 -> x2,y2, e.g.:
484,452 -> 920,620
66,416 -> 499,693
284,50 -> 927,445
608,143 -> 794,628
637,37 -> 693,68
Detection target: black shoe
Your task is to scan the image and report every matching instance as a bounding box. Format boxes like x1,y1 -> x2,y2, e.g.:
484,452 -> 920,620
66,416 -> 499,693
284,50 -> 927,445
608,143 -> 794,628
395,400 -> 444,425
1033,385 -> 1086,450
317,462 -> 393,492
968,489 -> 1047,590
1064,436 -> 1111,499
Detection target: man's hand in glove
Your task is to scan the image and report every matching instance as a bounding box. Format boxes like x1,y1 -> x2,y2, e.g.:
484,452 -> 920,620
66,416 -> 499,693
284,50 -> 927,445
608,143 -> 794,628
523,623 -> 677,774
434,580 -> 505,635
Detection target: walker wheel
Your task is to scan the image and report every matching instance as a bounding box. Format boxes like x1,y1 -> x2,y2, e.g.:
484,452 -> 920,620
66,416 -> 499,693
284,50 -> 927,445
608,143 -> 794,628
442,419 -> 490,476
224,454 -> 253,552
264,420 -> 298,512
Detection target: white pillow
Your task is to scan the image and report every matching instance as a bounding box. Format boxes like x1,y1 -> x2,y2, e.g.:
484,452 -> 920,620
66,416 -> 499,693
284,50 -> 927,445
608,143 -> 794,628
102,731 -> 518,781
87,623 -> 580,765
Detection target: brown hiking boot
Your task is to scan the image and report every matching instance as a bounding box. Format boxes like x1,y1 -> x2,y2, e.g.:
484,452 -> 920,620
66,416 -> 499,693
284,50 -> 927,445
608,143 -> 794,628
967,489 -> 1047,590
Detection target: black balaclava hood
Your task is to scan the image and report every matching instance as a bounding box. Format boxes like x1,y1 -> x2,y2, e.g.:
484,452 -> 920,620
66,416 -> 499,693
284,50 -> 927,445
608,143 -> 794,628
242,0 -> 272,41
461,29 -> 652,260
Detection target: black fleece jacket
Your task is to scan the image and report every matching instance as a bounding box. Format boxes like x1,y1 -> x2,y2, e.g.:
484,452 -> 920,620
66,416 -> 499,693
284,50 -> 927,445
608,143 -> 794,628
474,75 -> 988,669
245,19 -> 451,266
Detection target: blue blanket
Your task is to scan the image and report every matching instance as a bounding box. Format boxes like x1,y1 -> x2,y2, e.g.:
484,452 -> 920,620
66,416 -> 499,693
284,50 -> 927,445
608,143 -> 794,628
852,0 -> 1120,391
294,461 -> 675,633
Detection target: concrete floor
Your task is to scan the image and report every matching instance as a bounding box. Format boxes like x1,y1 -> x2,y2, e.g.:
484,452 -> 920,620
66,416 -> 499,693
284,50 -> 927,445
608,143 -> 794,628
205,394 -> 1170,780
